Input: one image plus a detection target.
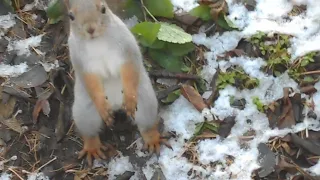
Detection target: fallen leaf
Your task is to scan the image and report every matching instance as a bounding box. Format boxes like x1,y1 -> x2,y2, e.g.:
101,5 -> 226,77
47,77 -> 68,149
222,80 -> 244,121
257,143 -> 276,178
206,70 -> 220,106
180,84 -> 208,112
276,155 -> 298,175
32,100 -> 50,124
0,94 -> 16,119
217,49 -> 246,60
218,116 -> 236,138
290,133 -> 320,156
10,64 -> 48,88
277,88 -> 296,129
32,87 -> 53,124
115,171 -> 135,180
0,110 -> 28,135
2,84 -> 32,99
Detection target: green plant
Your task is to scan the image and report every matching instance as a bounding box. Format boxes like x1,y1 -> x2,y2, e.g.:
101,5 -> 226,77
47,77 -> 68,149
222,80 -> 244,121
250,32 -> 292,75
131,21 -> 195,72
252,97 -> 267,112
217,68 -> 259,90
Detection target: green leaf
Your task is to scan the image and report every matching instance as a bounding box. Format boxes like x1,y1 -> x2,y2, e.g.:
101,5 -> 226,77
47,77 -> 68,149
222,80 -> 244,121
301,59 -> 309,67
46,0 -> 65,24
144,0 -> 174,18
149,39 -> 166,49
303,76 -> 314,82
216,13 -> 238,31
166,42 -> 195,56
157,22 -> 192,44
124,0 -> 144,20
194,122 -> 205,136
204,122 -> 219,132
149,49 -> 185,72
161,90 -> 181,103
131,22 -> 161,46
189,5 -> 212,21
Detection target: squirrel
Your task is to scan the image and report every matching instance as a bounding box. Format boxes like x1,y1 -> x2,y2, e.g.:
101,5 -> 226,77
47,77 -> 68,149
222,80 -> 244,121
64,0 -> 171,166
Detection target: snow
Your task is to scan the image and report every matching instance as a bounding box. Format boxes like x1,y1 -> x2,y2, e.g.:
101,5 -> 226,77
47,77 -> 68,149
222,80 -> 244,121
0,63 -> 28,78
170,0 -> 198,12
0,14 -> 16,30
0,173 -> 11,180
308,160 -> 320,175
27,172 -> 49,180
107,155 -> 135,180
7,35 -> 44,56
137,0 -> 320,180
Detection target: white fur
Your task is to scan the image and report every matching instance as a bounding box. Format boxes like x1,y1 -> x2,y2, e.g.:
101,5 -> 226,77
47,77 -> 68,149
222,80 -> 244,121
68,7 -> 158,137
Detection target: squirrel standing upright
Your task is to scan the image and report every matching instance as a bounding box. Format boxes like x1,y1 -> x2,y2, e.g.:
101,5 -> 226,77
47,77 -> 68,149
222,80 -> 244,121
64,0 -> 170,166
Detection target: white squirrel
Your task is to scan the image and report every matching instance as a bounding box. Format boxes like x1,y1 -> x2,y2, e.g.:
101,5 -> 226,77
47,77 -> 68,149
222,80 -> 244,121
64,0 -> 171,166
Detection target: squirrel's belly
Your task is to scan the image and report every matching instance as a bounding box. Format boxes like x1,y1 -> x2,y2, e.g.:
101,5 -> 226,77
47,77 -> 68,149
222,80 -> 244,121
103,77 -> 124,110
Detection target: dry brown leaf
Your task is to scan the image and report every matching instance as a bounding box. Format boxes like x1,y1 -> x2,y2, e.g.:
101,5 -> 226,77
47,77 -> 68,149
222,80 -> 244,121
0,87 -> 16,119
278,88 -> 296,129
180,84 -> 208,112
74,175 -> 81,180
32,99 -> 51,124
0,110 -> 27,135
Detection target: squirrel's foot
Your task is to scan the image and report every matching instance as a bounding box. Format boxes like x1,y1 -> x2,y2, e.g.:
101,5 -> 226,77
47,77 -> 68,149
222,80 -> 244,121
97,99 -> 114,126
122,94 -> 137,119
78,135 -> 109,167
140,126 -> 172,155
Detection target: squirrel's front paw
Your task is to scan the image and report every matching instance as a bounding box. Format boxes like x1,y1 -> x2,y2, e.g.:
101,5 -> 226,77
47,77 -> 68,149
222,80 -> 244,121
141,128 -> 172,155
97,99 -> 114,126
122,94 -> 137,119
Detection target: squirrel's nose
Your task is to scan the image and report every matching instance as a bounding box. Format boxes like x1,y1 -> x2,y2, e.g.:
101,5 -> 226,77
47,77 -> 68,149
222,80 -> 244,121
87,27 -> 95,35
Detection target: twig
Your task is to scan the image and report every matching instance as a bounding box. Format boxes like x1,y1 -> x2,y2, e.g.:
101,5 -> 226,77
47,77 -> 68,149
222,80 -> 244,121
301,70 -> 320,75
35,156 -> 57,173
126,137 -> 142,150
139,0 -> 158,22
8,167 -> 24,180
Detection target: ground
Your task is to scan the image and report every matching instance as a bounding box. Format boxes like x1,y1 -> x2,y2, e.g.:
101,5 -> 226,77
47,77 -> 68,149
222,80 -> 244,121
0,0 -> 320,180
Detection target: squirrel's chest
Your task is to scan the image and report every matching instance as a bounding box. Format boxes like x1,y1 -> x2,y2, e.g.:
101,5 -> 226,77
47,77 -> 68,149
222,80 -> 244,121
82,40 -> 125,78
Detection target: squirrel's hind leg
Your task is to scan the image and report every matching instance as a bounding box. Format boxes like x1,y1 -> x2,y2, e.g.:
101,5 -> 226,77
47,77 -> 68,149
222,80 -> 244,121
139,123 -> 172,155
78,135 -> 108,167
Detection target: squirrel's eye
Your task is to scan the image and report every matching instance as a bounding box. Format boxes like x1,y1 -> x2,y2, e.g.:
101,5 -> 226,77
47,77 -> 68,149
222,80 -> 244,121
101,6 -> 106,14
68,12 -> 75,21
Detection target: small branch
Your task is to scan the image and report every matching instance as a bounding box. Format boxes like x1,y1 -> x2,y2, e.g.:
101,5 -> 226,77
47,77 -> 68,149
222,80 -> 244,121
8,168 -> 24,180
140,0 -> 158,22
35,156 -> 57,173
301,70 -> 320,75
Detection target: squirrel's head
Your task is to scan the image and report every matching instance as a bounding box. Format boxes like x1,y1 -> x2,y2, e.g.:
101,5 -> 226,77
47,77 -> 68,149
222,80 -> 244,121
65,0 -> 109,39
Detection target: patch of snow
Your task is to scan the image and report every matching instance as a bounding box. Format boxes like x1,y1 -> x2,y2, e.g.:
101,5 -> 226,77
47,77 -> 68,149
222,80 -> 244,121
107,155 -> 134,180
27,172 -> 49,180
0,62 -> 28,78
227,0 -> 320,59
0,14 -> 16,37
7,35 -> 44,56
0,14 -> 16,30
161,96 -> 205,140
0,172 -> 11,180
307,160 -> 320,175
170,0 -> 198,12
142,156 -> 158,180
40,60 -> 59,72
135,0 -> 320,179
